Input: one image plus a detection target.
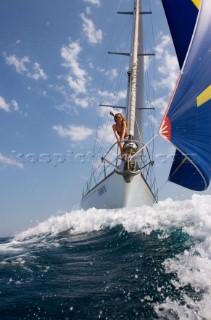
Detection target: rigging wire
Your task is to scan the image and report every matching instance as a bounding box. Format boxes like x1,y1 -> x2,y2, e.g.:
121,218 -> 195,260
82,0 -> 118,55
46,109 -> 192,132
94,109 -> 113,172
96,2 -> 133,158
147,0 -> 158,193
92,0 -> 121,170
156,179 -> 168,199
90,0 -> 132,177
87,0 -> 160,198
131,132 -> 159,160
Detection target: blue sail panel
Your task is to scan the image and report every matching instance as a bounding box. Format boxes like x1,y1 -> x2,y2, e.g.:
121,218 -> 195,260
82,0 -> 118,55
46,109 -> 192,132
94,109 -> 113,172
161,0 -> 199,68
160,0 -> 211,191
168,150 -> 208,191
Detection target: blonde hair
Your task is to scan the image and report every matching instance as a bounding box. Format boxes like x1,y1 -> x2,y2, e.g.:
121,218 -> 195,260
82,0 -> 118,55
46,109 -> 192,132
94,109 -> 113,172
114,113 -> 127,125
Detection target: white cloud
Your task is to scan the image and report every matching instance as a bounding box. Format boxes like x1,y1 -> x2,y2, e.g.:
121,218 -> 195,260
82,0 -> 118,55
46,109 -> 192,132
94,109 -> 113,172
5,54 -> 47,81
0,96 -> 19,112
5,55 -> 29,73
152,96 -> 169,115
86,7 -> 91,15
61,42 -> 84,76
106,68 -> 118,80
72,96 -> 89,108
61,41 -> 88,94
155,34 -> 171,56
80,13 -> 102,44
84,0 -> 101,7
28,62 -> 47,80
98,89 -> 127,104
154,34 -> 179,92
96,89 -> 127,117
97,67 -> 105,73
0,153 -> 23,168
67,76 -> 87,94
49,82 -> 94,112
89,61 -> 94,69
145,96 -> 169,129
97,122 -> 115,145
0,96 -> 10,112
148,114 -> 158,126
53,124 -> 94,142
11,99 -> 19,111
144,56 -> 150,71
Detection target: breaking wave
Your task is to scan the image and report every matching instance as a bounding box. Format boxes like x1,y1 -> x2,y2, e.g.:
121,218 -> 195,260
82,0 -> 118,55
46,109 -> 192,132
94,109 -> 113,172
1,194 -> 211,319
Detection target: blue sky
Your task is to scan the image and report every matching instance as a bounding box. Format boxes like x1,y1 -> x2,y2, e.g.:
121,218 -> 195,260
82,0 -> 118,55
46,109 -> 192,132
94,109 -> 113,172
0,0 -> 210,236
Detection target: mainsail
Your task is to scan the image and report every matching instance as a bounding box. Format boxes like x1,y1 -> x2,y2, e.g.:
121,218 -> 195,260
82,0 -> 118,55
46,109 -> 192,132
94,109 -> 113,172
160,0 -> 211,191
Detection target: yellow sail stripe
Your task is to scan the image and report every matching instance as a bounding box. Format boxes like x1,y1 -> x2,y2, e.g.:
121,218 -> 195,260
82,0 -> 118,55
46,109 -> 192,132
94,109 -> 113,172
192,0 -> 200,9
197,85 -> 211,107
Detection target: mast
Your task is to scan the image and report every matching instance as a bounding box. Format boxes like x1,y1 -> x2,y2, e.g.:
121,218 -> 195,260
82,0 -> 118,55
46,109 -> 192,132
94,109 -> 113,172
127,0 -> 141,139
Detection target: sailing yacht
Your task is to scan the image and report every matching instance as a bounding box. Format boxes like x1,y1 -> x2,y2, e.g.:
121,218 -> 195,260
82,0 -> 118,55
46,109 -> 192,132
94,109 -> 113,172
81,0 -> 157,209
81,0 -> 211,210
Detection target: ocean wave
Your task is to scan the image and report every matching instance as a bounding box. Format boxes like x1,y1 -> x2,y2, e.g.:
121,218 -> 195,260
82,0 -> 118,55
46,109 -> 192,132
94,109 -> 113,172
13,194 -> 211,247
1,194 -> 211,319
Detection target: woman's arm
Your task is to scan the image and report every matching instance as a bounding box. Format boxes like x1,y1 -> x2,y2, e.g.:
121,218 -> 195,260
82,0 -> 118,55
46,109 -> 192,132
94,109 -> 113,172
112,124 -> 119,141
120,121 -> 126,140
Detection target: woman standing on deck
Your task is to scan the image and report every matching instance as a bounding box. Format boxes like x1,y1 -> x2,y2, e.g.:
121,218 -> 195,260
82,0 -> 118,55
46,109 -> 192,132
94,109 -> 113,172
112,113 -> 128,159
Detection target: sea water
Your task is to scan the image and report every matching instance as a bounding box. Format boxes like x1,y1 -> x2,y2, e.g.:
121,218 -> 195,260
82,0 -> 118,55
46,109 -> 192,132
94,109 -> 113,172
0,194 -> 211,320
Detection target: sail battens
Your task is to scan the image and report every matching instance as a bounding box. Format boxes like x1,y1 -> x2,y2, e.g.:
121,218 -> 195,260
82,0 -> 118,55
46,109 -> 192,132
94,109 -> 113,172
160,0 -> 211,191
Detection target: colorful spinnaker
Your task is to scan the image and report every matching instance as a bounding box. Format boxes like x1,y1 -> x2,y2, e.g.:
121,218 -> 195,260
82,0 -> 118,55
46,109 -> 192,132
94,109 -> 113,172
161,0 -> 199,68
160,0 -> 211,191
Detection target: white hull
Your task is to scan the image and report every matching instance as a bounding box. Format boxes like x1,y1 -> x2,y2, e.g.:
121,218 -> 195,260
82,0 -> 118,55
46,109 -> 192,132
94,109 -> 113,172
81,170 -> 156,210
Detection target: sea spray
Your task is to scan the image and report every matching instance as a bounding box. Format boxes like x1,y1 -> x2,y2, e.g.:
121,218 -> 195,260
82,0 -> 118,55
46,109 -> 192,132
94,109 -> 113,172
0,194 -> 211,319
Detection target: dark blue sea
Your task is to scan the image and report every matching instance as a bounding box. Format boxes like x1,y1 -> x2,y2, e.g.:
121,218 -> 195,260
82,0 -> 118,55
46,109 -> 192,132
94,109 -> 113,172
1,195 -> 211,320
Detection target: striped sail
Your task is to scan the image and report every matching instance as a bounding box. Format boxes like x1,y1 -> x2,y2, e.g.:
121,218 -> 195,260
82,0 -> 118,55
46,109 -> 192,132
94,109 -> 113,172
160,0 -> 211,191
161,0 -> 199,68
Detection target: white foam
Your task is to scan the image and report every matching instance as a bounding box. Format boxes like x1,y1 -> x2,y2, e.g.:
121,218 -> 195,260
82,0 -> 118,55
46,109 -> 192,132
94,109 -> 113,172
2,194 -> 211,318
0,241 -> 24,253
13,194 -> 211,244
